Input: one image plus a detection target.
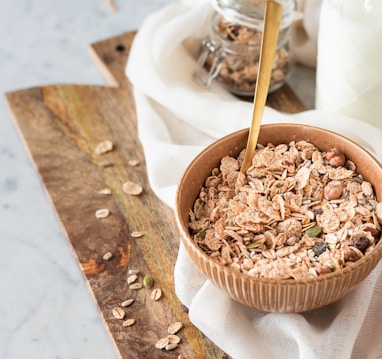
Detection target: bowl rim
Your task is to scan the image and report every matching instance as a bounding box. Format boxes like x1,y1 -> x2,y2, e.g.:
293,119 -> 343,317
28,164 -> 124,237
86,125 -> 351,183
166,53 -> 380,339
175,123 -> 382,286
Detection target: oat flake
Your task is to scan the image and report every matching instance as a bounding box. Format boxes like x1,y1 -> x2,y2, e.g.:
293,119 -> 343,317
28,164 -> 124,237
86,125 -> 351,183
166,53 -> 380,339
95,140 -> 113,155
122,181 -> 143,196
95,208 -> 110,219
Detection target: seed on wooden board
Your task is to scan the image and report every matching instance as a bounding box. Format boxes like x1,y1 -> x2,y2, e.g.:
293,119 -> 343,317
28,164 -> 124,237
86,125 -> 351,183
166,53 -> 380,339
167,335 -> 181,344
102,252 -> 113,261
165,343 -> 178,351
122,318 -> 136,327
168,322 -> 183,335
129,283 -> 143,290
121,298 -> 135,307
100,161 -> 114,168
128,159 -> 140,167
95,208 -> 110,219
98,188 -> 112,196
112,307 -> 125,320
151,288 -> 162,301
128,269 -> 139,275
127,274 -> 138,284
143,274 -> 154,288
95,140 -> 113,155
131,231 -> 144,238
122,181 -> 143,196
155,337 -> 169,349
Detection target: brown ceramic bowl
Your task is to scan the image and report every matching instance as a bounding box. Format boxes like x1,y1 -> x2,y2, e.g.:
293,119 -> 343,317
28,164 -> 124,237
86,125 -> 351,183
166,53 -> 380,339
175,124 -> 382,312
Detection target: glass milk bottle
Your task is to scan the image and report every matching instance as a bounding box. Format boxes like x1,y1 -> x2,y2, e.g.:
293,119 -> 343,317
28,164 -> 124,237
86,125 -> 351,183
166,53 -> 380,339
315,0 -> 382,130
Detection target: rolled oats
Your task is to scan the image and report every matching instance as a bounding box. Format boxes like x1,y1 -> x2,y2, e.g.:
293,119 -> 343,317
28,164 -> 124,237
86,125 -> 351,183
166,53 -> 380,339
95,140 -> 113,155
122,181 -> 143,196
189,141 -> 382,279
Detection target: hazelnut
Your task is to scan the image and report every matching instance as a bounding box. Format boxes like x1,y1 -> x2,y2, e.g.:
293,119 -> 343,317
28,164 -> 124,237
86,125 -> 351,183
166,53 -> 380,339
324,180 -> 343,200
326,148 -> 346,167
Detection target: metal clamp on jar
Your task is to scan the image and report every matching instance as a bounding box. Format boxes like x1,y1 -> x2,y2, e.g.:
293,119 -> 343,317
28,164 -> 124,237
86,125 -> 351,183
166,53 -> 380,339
194,0 -> 298,96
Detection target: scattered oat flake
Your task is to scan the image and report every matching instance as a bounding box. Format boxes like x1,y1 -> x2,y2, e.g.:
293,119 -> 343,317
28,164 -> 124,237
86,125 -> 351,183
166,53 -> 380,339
112,307 -> 125,320
100,161 -> 114,168
121,298 -> 135,307
168,322 -> 183,335
128,269 -> 139,275
95,140 -> 113,155
122,181 -> 143,195
151,288 -> 162,301
128,159 -> 140,167
167,335 -> 181,344
165,343 -> 178,351
155,337 -> 169,349
98,188 -> 112,196
129,283 -> 143,290
122,318 -> 136,327
95,208 -> 110,219
131,231 -> 144,238
103,252 -> 113,261
127,274 -> 138,284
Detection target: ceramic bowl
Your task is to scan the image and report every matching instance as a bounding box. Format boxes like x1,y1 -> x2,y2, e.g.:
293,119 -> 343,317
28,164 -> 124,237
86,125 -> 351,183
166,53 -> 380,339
175,124 -> 382,312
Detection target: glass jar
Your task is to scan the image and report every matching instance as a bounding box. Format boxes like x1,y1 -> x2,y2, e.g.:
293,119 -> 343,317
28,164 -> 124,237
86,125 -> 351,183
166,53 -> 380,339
194,0 -> 297,96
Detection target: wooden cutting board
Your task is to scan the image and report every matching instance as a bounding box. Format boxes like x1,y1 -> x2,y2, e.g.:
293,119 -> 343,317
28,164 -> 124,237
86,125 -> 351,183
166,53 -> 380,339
5,31 -> 306,359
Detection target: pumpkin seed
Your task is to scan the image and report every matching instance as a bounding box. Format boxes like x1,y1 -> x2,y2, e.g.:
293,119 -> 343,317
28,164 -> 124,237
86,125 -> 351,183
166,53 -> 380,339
306,225 -> 322,238
143,274 -> 154,288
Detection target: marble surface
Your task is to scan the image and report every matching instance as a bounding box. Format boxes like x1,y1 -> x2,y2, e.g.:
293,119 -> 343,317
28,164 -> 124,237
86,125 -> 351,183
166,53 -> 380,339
0,1 -> 315,358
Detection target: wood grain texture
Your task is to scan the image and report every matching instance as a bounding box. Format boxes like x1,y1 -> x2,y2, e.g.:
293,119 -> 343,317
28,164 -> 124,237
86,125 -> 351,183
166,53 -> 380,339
5,31 -> 305,358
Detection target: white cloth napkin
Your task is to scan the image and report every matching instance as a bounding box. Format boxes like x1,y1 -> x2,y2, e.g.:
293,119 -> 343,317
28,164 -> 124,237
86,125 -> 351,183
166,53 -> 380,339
126,1 -> 382,358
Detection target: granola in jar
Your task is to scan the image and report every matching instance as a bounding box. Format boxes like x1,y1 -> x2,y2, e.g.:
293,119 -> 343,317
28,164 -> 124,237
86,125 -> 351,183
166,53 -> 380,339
194,0 -> 297,96
188,141 -> 382,279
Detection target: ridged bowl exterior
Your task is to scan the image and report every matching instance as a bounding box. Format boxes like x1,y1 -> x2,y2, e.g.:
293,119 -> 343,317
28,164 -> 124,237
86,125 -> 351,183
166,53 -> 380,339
175,124 -> 382,312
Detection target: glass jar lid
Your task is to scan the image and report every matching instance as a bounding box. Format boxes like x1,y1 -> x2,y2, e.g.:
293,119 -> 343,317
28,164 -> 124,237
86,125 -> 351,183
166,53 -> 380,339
210,0 -> 299,30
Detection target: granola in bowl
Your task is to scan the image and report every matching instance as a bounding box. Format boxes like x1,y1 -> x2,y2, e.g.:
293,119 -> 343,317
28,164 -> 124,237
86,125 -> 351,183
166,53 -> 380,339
189,140 -> 382,280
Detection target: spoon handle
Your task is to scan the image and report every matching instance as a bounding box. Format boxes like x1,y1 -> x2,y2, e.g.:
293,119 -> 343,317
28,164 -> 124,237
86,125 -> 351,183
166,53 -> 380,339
240,1 -> 283,173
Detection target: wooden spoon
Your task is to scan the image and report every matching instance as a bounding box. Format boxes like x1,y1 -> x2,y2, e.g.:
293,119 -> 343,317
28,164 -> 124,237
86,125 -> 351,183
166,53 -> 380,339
240,0 -> 283,173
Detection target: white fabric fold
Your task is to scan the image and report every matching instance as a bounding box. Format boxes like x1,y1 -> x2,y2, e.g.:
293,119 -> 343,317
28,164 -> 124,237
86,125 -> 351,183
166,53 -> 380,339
126,1 -> 382,358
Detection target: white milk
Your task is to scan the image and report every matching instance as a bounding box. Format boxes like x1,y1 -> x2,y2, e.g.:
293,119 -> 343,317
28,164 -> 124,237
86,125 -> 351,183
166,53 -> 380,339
315,0 -> 382,130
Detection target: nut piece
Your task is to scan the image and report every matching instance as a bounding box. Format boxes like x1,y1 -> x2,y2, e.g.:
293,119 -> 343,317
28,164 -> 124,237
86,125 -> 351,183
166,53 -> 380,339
122,181 -> 143,196
112,307 -> 125,320
324,180 -> 343,200
95,140 -> 113,155
95,208 -> 110,219
326,148 -> 345,167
